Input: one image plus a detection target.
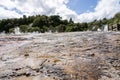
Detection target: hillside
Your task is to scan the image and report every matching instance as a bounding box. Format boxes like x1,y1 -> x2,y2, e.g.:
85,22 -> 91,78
0,32 -> 120,80
0,12 -> 120,33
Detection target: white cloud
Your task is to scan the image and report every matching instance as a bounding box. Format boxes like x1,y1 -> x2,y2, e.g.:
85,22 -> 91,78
0,0 -> 75,19
77,0 -> 120,22
0,0 -> 120,22
0,7 -> 22,19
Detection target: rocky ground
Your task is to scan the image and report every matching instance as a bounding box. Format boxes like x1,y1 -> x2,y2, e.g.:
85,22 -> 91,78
0,32 -> 120,80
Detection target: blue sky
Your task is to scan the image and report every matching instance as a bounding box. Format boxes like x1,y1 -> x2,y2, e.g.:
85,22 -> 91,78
67,0 -> 98,14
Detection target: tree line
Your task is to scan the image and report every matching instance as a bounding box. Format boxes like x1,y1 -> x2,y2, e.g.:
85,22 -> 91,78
0,12 -> 120,33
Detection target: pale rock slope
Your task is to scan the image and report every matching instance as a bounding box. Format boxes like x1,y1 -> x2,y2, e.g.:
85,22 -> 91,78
0,32 -> 120,80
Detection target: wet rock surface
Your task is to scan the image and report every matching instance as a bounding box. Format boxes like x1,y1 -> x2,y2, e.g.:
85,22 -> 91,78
0,32 -> 120,80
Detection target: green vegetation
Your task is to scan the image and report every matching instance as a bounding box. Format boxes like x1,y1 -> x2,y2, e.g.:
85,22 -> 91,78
0,13 -> 120,33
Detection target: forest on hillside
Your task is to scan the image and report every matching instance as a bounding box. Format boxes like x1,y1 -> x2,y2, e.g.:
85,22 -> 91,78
0,12 -> 120,33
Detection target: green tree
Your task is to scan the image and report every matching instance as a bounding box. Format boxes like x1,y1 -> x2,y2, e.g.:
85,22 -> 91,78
20,25 -> 28,33
102,18 -> 108,25
113,13 -> 120,24
56,24 -> 66,32
65,24 -> 76,32
69,18 -> 74,24
23,15 -> 27,24
49,15 -> 62,27
32,15 -> 48,28
81,23 -> 88,31
9,28 -> 14,33
61,19 -> 69,25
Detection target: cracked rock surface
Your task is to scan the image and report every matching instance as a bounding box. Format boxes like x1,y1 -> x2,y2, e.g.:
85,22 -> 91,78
0,32 -> 120,80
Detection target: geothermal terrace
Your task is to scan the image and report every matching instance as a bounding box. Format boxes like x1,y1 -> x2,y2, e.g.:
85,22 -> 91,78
0,32 -> 120,80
